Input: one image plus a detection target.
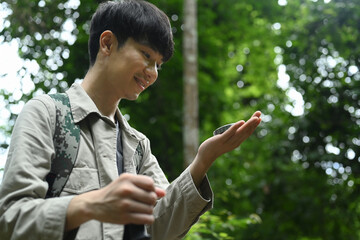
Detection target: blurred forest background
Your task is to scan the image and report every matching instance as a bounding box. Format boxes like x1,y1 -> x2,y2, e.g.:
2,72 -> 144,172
1,0 -> 360,239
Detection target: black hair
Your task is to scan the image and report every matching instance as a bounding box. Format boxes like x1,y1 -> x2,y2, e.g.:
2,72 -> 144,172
88,0 -> 174,66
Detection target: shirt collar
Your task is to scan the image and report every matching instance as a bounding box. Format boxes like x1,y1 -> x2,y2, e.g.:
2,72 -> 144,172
66,83 -> 99,123
66,83 -> 143,140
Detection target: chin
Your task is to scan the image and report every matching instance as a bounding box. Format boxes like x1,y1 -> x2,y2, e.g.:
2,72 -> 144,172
125,94 -> 140,101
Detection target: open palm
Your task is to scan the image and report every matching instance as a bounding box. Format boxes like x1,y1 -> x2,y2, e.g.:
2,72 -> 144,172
197,111 -> 262,162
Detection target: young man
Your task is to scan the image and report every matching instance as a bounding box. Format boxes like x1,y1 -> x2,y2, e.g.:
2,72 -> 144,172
0,0 -> 261,239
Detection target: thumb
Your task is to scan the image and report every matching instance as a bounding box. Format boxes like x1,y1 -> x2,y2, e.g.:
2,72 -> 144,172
155,187 -> 166,199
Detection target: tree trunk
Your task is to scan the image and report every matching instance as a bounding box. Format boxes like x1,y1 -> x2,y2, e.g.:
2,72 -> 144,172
183,0 -> 198,167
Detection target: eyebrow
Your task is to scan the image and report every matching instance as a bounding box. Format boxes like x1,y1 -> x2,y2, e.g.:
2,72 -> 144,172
144,47 -> 164,64
136,39 -> 164,61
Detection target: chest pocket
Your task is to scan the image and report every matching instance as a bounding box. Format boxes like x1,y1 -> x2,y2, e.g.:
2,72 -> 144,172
61,167 -> 100,195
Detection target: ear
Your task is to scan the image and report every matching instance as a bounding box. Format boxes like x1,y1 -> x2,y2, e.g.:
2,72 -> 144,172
99,30 -> 117,56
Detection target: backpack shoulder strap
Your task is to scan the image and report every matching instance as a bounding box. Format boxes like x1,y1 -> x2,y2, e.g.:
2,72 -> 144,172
134,142 -> 144,174
45,93 -> 80,198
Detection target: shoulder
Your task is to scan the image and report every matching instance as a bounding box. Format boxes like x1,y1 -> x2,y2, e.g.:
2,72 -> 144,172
28,94 -> 55,110
129,125 -> 147,140
26,94 -> 56,120
14,94 -> 56,135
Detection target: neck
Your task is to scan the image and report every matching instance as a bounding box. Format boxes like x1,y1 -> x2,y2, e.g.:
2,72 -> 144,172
81,67 -> 120,122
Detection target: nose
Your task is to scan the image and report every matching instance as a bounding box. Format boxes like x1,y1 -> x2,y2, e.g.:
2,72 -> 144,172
145,63 -> 158,84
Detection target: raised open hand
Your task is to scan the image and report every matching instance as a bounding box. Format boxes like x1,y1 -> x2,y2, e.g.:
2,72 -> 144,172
190,111 -> 261,187
198,111 -> 262,161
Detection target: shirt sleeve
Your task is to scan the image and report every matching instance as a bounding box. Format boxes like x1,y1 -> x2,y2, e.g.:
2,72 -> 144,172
139,138 -> 214,240
0,96 -> 75,240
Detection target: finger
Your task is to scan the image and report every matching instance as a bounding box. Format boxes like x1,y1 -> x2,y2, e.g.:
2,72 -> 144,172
218,120 -> 245,141
124,174 -> 156,192
223,112 -> 260,136
155,187 -> 166,199
233,117 -> 260,141
117,175 -> 158,205
130,184 -> 165,204
125,199 -> 155,215
223,120 -> 245,135
251,110 -> 262,119
223,111 -> 261,135
235,120 -> 246,127
127,213 -> 155,225
239,116 -> 260,132
130,188 -> 158,206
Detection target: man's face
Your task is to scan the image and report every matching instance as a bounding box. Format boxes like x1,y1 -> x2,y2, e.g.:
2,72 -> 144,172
105,37 -> 163,101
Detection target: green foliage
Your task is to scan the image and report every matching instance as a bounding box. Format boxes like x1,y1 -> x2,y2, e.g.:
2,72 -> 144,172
185,212 -> 261,240
1,0 -> 360,239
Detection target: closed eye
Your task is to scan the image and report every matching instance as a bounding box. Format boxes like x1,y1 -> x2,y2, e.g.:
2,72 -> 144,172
141,49 -> 162,70
141,50 -> 151,59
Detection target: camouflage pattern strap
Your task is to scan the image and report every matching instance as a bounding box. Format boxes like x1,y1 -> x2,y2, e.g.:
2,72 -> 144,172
45,93 -> 80,198
134,143 -> 144,173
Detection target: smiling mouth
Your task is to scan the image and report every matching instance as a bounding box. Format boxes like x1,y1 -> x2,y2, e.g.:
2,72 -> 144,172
134,76 -> 149,90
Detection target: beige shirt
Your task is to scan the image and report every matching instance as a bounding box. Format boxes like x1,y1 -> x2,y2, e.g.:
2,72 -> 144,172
0,83 -> 213,240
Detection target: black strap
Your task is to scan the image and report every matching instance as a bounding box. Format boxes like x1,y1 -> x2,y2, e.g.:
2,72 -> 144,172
115,121 -> 150,240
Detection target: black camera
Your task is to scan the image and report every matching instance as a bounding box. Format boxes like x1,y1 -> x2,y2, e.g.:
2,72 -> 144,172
123,224 -> 151,240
